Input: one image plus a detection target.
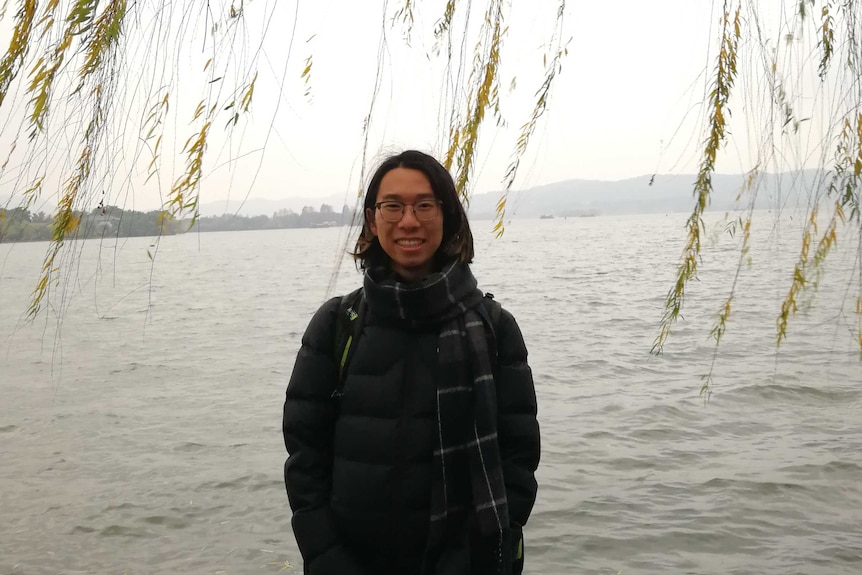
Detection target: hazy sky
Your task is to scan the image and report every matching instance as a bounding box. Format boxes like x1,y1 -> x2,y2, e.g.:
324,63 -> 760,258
0,1 -> 835,212
221,0 -> 721,206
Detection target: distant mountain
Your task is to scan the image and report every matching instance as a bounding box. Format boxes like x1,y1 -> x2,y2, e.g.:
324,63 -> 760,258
466,172 -> 819,220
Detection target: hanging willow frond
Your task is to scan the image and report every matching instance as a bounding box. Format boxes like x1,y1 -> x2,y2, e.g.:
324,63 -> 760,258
31,101 -> 102,317
0,0 -> 37,108
166,118 -> 211,228
445,0 -> 506,205
27,1 -> 98,135
497,1 -> 568,237
301,55 -> 312,100
654,1 -> 742,355
818,1 -> 835,79
76,0 -> 126,91
26,0 -> 124,317
434,0 -> 456,40
777,112 -> 861,346
392,0 -> 415,44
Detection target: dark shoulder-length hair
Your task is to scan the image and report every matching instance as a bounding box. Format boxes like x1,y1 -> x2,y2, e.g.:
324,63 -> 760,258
353,150 -> 474,270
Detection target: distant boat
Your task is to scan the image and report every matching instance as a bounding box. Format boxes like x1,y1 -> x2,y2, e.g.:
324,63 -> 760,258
539,214 -> 555,220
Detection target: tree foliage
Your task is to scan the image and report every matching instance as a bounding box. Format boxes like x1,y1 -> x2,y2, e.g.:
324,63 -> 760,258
653,0 -> 862,394
1,1 -> 860,380
0,0 -> 567,318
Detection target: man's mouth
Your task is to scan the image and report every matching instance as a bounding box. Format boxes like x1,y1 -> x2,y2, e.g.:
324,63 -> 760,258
396,239 -> 424,247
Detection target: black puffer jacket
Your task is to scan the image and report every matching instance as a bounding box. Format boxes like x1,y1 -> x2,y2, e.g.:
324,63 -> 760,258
283,295 -> 539,575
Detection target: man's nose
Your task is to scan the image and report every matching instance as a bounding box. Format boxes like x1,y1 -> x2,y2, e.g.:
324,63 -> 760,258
399,205 -> 421,226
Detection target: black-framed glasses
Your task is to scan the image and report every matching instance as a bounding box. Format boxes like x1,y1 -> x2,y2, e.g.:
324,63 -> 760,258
374,200 -> 442,222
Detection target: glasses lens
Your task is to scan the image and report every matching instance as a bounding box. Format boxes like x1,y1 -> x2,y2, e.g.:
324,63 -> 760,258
414,201 -> 438,221
379,202 -> 403,222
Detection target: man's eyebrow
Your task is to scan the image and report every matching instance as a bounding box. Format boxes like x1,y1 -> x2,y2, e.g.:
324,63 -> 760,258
377,192 -> 435,200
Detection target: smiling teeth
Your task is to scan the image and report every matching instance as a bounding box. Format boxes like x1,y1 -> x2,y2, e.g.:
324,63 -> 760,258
397,239 -> 423,246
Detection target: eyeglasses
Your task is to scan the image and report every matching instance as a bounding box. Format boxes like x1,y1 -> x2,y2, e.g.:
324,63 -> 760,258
374,200 -> 442,222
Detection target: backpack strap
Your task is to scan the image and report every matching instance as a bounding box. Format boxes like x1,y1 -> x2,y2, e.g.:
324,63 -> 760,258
333,287 -> 366,399
479,292 -> 502,332
477,292 -> 503,369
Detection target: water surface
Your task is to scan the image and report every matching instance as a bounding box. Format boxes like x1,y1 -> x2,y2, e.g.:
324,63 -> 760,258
1,213 -> 861,574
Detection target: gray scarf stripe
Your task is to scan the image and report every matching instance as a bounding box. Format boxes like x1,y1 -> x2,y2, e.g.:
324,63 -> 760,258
433,432 -> 499,455
438,385 -> 471,395
475,498 -> 509,512
473,423 -> 504,532
434,380 -> 449,518
429,504 -> 470,521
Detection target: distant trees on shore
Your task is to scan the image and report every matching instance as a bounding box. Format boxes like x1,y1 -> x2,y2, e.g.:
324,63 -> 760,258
0,204 -> 357,243
193,203 -> 355,233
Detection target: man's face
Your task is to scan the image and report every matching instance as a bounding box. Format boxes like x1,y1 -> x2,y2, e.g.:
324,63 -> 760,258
368,167 -> 444,282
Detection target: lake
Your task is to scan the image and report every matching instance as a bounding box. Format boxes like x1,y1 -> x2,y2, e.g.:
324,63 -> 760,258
1,212 -> 861,574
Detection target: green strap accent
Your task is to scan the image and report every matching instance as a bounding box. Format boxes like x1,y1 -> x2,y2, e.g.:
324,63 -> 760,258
339,334 -> 353,380
516,536 -> 523,560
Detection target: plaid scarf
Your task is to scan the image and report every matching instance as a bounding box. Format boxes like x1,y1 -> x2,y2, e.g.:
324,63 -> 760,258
364,260 -> 483,327
364,262 -> 509,570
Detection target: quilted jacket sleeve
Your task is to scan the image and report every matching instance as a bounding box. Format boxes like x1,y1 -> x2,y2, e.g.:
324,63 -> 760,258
494,308 -> 540,528
283,297 -> 366,575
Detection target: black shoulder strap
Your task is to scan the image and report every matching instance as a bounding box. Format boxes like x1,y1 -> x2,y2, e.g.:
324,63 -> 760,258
333,287 -> 365,397
479,292 -> 502,334
477,292 -> 503,369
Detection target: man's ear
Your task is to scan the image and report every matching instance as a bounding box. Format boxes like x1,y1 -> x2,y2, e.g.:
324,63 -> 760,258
366,208 -> 378,235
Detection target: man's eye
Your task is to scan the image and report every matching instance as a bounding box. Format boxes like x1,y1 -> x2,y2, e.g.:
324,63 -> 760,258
381,203 -> 402,211
415,201 -> 435,210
